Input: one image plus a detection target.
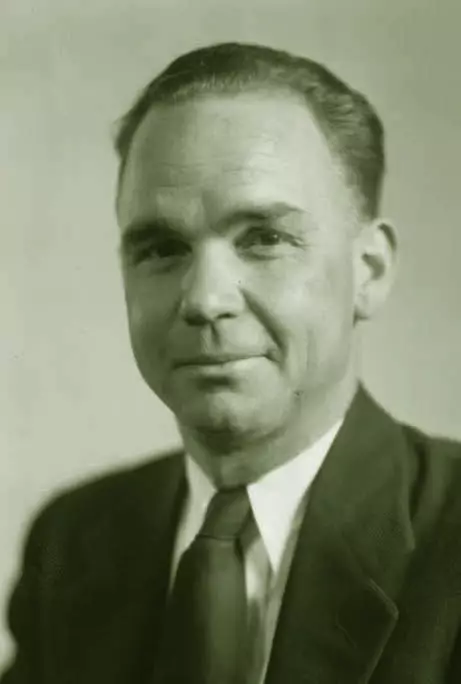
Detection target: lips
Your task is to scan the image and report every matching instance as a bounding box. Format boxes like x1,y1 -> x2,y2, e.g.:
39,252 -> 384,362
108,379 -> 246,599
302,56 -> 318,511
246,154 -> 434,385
174,353 -> 261,367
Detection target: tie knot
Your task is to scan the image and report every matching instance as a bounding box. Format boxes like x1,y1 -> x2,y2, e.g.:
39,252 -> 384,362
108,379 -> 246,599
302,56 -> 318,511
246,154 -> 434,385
199,487 -> 251,541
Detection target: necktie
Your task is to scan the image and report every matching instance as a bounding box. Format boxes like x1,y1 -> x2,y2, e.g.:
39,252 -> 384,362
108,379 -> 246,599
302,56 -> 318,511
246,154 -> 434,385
154,487 -> 252,684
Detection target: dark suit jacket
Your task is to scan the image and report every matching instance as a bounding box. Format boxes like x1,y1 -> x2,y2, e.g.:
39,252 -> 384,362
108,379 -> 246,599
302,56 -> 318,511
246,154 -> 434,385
2,387 -> 461,683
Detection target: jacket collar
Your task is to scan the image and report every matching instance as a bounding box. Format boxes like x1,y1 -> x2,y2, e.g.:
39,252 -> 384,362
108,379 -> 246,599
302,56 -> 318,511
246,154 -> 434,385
265,386 -> 416,684
48,453 -> 186,684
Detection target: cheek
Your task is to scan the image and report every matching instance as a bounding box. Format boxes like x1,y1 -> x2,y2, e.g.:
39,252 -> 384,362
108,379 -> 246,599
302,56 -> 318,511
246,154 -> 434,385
124,282 -> 173,360
309,254 -> 356,371
258,252 -> 355,362
248,264 -> 314,359
323,250 -> 356,323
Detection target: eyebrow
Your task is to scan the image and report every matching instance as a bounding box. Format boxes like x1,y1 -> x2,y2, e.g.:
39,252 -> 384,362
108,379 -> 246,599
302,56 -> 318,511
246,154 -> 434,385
220,201 -> 304,227
120,201 -> 304,253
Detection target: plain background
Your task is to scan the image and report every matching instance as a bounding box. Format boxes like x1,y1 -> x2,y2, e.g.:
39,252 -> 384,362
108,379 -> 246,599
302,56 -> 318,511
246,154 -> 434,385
1,0 -> 460,667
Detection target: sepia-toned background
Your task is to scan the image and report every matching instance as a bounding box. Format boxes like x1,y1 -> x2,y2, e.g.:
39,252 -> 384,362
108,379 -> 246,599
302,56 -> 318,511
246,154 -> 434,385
1,0 -> 460,666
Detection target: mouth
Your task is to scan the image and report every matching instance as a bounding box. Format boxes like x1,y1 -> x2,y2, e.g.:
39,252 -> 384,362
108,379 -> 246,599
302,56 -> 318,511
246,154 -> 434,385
172,354 -> 265,378
174,353 -> 262,368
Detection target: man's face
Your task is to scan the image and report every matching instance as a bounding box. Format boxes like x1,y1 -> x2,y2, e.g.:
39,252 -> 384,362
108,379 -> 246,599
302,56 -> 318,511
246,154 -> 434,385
117,92 -> 362,441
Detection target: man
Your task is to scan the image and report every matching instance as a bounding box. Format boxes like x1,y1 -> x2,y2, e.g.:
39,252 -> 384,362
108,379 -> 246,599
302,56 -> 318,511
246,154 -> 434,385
2,42 -> 461,683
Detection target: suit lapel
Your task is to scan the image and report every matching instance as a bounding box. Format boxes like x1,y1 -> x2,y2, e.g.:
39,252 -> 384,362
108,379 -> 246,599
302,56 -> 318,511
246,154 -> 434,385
48,453 -> 186,684
265,388 -> 416,684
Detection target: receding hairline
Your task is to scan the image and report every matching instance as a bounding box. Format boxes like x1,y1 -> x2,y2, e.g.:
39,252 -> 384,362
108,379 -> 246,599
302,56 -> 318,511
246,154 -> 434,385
122,83 -> 339,153
117,82 -> 359,197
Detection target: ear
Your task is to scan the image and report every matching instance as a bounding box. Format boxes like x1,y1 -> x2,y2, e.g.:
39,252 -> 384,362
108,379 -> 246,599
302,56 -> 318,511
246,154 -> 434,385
353,218 -> 398,322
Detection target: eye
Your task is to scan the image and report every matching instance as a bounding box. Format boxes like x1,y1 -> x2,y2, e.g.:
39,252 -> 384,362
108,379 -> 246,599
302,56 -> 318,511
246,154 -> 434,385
237,225 -> 293,256
129,236 -> 190,267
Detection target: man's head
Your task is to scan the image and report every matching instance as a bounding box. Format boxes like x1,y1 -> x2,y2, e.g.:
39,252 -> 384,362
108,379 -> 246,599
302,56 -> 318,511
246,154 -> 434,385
115,43 -> 396,475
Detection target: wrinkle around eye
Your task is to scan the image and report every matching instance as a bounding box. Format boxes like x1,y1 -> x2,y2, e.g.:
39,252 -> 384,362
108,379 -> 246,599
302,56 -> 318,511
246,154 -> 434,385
236,225 -> 304,258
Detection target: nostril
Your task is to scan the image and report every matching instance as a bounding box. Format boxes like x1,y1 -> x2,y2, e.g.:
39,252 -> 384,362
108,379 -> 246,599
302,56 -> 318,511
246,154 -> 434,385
182,308 -> 235,326
183,310 -> 212,327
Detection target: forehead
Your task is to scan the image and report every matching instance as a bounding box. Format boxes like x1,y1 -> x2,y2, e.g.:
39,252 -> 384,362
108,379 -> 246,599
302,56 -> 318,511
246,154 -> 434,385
117,92 -> 354,229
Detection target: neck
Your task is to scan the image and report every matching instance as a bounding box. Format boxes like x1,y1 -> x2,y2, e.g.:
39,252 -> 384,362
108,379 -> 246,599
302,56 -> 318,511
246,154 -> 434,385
178,375 -> 358,488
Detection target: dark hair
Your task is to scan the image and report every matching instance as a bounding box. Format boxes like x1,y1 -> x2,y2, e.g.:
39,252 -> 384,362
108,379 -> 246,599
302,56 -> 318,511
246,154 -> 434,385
115,42 -> 385,218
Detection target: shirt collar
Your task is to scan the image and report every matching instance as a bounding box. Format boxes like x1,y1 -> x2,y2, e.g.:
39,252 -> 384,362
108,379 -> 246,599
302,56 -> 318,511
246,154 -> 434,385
185,419 -> 343,573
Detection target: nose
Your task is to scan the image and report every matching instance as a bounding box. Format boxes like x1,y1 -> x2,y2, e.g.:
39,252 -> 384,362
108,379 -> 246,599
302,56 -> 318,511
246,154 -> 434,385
179,242 -> 244,326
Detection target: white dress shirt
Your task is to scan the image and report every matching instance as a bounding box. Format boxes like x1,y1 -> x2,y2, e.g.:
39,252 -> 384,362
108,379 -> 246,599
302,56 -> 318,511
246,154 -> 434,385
170,421 -> 342,684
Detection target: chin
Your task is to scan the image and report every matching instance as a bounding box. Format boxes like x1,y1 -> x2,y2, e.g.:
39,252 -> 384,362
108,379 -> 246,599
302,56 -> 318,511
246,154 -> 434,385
161,369 -> 295,443
173,390 -> 270,440
181,400 -> 248,434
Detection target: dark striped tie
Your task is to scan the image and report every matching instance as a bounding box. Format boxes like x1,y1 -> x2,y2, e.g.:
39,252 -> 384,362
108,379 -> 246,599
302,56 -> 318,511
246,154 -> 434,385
154,487 -> 252,683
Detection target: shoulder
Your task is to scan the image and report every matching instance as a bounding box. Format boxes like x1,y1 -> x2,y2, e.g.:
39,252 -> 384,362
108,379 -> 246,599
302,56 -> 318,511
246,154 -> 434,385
22,450 -> 184,565
401,422 -> 461,496
398,422 -> 461,547
402,422 -> 461,462
44,449 -> 183,514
